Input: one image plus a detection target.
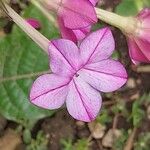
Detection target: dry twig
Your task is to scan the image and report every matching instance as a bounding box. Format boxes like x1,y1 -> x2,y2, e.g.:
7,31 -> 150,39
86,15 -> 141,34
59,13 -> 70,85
123,127 -> 138,150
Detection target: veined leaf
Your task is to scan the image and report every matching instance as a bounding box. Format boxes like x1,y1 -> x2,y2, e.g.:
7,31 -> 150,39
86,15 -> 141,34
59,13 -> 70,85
0,4 -> 59,129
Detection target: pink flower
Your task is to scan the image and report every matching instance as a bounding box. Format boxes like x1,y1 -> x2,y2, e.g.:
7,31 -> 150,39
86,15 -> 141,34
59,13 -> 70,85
26,18 -> 41,29
89,0 -> 99,6
127,8 -> 150,64
30,28 -> 127,122
45,0 -> 98,42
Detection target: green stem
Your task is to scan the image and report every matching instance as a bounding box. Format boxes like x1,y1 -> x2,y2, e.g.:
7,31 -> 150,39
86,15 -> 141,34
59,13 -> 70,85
0,70 -> 50,83
95,8 -> 137,35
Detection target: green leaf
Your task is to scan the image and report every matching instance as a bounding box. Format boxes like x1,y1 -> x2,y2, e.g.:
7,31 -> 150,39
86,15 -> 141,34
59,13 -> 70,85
134,132 -> 150,150
115,0 -> 150,16
74,139 -> 89,150
0,5 -> 58,129
23,129 -> 32,144
132,101 -> 145,127
97,108 -> 112,125
113,129 -> 128,150
26,131 -> 48,150
111,50 -> 120,60
61,139 -> 73,150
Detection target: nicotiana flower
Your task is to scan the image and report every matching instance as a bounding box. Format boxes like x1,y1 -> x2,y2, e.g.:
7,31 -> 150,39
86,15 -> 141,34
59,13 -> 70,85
30,28 -> 127,122
42,0 -> 98,42
127,8 -> 150,64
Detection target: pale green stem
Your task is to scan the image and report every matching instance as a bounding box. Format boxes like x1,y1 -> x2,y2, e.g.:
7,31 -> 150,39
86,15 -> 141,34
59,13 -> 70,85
30,0 -> 58,28
4,3 -> 49,54
136,65 -> 150,73
0,70 -> 50,83
95,8 -> 138,35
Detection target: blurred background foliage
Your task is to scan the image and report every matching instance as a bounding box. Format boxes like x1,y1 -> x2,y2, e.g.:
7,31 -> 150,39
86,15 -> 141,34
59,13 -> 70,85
115,0 -> 150,16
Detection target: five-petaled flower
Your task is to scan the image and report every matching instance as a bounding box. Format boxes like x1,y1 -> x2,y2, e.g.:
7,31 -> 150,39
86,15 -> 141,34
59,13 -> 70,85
44,0 -> 98,42
127,8 -> 150,64
30,28 -> 127,122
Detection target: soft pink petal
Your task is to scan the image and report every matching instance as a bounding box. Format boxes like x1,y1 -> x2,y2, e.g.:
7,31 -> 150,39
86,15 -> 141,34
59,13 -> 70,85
137,8 -> 150,28
49,40 -> 82,77
79,59 -> 127,92
127,38 -> 150,63
26,18 -> 41,29
137,8 -> 150,18
79,28 -> 115,64
58,16 -> 91,42
139,30 -> 150,43
135,39 -> 150,61
136,9 -> 150,43
72,26 -> 91,41
89,0 -> 99,6
30,74 -> 69,109
128,8 -> 150,63
58,16 -> 78,42
66,77 -> 102,122
58,0 -> 97,29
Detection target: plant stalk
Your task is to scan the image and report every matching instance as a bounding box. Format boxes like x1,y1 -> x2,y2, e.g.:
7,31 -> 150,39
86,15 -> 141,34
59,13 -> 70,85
4,3 -> 49,54
95,8 -> 137,35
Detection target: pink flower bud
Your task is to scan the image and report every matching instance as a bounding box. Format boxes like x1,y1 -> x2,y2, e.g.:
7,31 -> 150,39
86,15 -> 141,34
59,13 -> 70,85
127,8 -> 150,64
26,18 -> 41,29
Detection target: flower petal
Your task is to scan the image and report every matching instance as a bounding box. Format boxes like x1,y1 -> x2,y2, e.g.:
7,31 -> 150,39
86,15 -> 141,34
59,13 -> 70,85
66,77 -> 102,122
58,16 -> 91,42
79,59 -> 127,92
58,16 -> 78,42
139,30 -> 150,43
79,28 -> 115,64
135,38 -> 150,61
127,38 -> 149,63
137,8 -> 150,28
89,0 -> 99,6
30,74 -> 69,109
72,26 -> 91,41
49,39 -> 81,77
59,0 -> 97,29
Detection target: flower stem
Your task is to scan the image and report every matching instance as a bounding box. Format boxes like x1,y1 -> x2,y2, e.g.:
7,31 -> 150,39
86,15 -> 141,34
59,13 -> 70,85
0,70 -> 50,83
4,3 -> 49,54
95,8 -> 137,35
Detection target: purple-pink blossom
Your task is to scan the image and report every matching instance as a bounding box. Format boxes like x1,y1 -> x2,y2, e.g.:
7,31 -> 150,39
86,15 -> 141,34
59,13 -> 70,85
30,28 -> 127,122
127,8 -> 150,64
45,0 -> 98,42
